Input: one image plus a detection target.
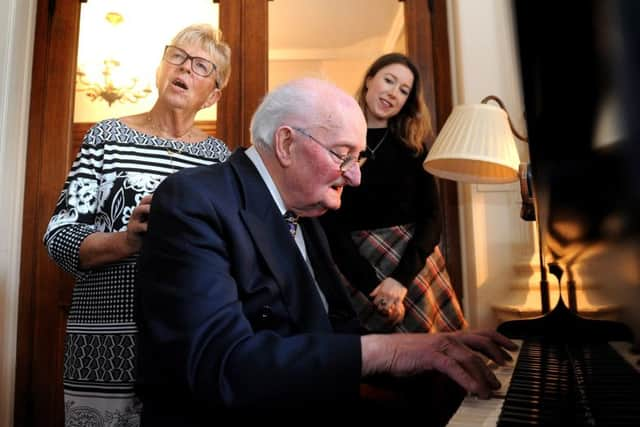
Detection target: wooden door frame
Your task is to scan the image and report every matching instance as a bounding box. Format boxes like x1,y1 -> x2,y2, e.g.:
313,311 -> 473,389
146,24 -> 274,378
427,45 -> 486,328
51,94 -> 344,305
405,0 -> 462,299
15,1 -> 82,425
15,1 -> 460,426
217,0 -> 269,149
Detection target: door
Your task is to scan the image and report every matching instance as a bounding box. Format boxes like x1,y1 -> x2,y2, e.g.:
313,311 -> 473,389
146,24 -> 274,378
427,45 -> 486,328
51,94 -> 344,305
15,1 -> 458,426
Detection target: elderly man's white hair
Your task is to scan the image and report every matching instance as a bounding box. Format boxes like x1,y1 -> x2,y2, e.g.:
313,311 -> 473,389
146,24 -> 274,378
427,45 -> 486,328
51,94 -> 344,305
250,78 -> 355,150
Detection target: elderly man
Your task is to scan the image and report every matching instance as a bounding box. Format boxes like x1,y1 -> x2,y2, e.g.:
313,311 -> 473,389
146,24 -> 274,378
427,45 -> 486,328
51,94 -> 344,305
136,78 -> 515,423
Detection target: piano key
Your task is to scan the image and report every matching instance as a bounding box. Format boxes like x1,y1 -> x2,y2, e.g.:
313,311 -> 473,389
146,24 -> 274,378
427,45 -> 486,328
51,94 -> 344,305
446,340 -> 523,426
447,395 -> 504,427
446,338 -> 640,426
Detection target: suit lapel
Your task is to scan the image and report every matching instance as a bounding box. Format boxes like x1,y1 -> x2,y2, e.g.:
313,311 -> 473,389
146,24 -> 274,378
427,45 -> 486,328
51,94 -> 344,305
302,219 -> 360,332
230,151 -> 331,332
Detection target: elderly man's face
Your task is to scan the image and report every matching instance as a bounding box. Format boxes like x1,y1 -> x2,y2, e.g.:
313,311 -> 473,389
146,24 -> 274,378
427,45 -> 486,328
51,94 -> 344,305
285,114 -> 366,217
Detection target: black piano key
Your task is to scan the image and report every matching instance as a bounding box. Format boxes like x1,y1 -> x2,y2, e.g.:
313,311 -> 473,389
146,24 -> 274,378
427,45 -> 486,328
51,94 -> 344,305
497,339 -> 640,427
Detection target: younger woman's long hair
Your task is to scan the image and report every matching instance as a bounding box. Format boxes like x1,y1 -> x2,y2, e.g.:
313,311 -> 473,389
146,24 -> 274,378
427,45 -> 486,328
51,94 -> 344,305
355,53 -> 432,155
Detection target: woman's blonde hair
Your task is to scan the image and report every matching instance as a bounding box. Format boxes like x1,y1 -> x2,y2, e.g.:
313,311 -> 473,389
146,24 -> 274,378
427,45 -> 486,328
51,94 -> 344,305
355,53 -> 432,155
171,23 -> 231,90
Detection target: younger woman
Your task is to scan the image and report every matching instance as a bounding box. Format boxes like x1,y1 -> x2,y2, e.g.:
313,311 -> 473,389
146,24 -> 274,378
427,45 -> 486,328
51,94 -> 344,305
321,53 -> 467,333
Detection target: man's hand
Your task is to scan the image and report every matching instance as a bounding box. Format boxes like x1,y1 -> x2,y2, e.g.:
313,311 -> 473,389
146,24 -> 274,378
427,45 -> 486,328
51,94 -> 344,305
361,329 -> 518,399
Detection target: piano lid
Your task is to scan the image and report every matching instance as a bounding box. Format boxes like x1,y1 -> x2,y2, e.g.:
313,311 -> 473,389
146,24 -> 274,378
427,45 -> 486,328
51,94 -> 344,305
514,0 -> 640,342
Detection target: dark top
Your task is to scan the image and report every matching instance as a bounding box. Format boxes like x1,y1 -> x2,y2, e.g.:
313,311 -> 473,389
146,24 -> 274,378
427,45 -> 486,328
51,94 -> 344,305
321,128 -> 442,293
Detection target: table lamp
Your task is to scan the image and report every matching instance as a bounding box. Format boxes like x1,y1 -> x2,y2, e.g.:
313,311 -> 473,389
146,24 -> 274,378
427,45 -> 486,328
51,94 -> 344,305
424,95 -> 524,184
424,95 -> 551,312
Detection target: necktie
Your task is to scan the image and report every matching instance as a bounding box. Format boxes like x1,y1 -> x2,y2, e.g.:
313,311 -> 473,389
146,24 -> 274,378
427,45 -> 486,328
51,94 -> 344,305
283,211 -> 299,237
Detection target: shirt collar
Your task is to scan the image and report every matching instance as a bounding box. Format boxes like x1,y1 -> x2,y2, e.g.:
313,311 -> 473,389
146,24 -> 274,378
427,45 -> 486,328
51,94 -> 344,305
245,145 -> 288,216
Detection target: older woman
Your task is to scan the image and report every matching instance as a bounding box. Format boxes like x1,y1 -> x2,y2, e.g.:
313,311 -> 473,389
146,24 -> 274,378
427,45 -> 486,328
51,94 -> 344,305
43,23 -> 231,426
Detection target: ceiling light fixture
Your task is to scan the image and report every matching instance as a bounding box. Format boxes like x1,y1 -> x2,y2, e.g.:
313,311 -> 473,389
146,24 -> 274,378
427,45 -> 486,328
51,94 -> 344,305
75,12 -> 152,107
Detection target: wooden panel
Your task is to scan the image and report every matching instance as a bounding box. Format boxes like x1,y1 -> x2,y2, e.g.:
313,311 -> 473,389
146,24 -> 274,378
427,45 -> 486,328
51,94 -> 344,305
14,2 -> 50,423
197,120 -> 218,138
15,0 -> 81,426
218,0 -> 268,149
217,0 -> 242,148
431,0 -> 454,130
405,0 -> 437,145
404,0 -> 463,302
430,0 -> 462,302
240,0 -> 268,148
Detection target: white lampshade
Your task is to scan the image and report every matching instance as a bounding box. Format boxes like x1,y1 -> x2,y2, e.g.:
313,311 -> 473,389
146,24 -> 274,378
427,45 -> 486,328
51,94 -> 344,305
424,103 -> 521,184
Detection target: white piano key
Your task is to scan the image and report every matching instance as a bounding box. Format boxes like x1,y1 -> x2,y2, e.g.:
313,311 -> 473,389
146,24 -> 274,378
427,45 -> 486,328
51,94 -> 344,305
447,395 -> 504,426
447,339 -> 640,426
446,340 -> 522,426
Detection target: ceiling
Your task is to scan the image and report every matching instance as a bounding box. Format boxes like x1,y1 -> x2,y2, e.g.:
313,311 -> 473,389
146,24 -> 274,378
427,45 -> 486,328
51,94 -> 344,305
269,0 -> 402,51
78,0 -> 402,60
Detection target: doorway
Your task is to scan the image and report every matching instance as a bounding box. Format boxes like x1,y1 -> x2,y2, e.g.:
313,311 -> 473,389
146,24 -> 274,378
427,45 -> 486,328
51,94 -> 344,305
15,2 -> 458,426
268,0 -> 404,93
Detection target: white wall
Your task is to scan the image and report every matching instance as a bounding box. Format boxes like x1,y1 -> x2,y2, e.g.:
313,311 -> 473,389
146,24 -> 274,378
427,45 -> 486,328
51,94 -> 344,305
447,0 -> 535,328
269,58 -> 373,95
0,0 -> 36,426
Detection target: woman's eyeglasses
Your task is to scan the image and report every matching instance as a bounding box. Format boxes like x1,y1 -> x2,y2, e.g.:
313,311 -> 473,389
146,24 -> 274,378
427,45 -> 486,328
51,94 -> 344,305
163,45 -> 218,86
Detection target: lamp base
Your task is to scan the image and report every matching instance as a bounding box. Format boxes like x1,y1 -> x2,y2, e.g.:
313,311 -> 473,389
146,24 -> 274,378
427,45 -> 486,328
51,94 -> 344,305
492,256 -> 622,325
493,289 -> 622,324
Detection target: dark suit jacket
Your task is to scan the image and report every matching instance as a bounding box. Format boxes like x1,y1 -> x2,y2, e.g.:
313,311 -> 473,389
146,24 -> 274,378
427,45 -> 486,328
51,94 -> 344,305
136,149 -> 364,424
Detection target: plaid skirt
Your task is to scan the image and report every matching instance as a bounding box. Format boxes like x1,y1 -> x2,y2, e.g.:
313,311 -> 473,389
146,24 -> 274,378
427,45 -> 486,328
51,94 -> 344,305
345,224 -> 467,333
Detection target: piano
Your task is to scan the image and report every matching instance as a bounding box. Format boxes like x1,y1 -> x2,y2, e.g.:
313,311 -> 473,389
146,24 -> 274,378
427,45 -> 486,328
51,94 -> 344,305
448,1 -> 640,425
448,300 -> 640,426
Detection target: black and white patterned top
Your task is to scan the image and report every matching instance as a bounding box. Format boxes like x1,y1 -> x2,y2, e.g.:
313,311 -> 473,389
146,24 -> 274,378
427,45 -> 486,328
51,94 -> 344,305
44,119 -> 231,331
44,119 -> 231,426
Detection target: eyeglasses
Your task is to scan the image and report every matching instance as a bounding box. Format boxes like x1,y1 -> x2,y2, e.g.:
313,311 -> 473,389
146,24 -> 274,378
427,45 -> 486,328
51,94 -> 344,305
291,126 -> 364,172
163,45 -> 218,81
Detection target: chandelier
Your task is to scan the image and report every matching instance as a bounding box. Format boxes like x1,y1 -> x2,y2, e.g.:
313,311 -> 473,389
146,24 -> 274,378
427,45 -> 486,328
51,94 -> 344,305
75,11 -> 152,107
76,58 -> 152,106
